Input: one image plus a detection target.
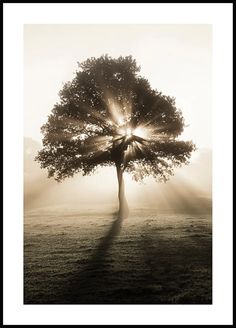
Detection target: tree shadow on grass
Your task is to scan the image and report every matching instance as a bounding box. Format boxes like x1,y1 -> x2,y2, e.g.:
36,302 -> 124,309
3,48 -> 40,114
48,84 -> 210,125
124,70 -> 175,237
61,212 -> 123,304
86,212 -> 122,270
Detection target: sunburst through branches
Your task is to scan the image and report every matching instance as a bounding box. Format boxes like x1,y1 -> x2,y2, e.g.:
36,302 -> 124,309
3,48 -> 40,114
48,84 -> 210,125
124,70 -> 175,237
36,55 -> 195,218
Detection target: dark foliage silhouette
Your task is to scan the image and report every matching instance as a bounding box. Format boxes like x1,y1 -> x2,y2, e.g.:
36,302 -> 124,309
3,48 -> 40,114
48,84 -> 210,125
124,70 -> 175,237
36,55 -> 195,218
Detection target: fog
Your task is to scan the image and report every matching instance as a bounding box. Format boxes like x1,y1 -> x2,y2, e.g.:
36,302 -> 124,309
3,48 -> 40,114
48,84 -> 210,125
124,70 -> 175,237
24,25 -> 212,214
24,138 -> 211,213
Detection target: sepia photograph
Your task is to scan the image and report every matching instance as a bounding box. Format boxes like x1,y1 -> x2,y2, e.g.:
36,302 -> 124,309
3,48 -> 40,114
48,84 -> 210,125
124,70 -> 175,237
24,24 -> 212,304
3,3 -> 233,325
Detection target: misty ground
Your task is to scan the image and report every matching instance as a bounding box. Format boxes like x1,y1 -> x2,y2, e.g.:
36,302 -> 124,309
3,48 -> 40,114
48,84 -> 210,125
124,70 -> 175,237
24,208 -> 212,304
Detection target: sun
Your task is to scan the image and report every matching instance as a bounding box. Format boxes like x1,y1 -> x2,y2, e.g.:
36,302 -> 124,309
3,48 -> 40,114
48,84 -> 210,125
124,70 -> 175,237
115,116 -> 150,141
125,128 -> 133,138
133,127 -> 147,139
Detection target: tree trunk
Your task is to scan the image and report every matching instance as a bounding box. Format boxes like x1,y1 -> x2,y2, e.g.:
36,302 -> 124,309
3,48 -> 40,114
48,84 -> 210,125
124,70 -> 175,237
116,163 -> 129,219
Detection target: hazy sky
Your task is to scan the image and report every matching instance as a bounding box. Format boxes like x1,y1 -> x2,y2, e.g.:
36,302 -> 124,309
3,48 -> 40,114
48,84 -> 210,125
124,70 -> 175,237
24,24 -> 212,149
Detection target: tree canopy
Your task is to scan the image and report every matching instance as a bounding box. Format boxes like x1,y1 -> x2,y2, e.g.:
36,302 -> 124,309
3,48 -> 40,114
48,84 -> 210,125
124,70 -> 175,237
36,55 -> 195,182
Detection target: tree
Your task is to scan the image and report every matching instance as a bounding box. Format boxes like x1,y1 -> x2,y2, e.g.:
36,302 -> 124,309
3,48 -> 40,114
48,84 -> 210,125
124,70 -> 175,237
36,55 -> 195,219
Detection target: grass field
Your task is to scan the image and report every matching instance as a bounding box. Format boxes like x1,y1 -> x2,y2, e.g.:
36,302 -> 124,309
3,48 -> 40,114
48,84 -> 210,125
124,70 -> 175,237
24,208 -> 212,304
